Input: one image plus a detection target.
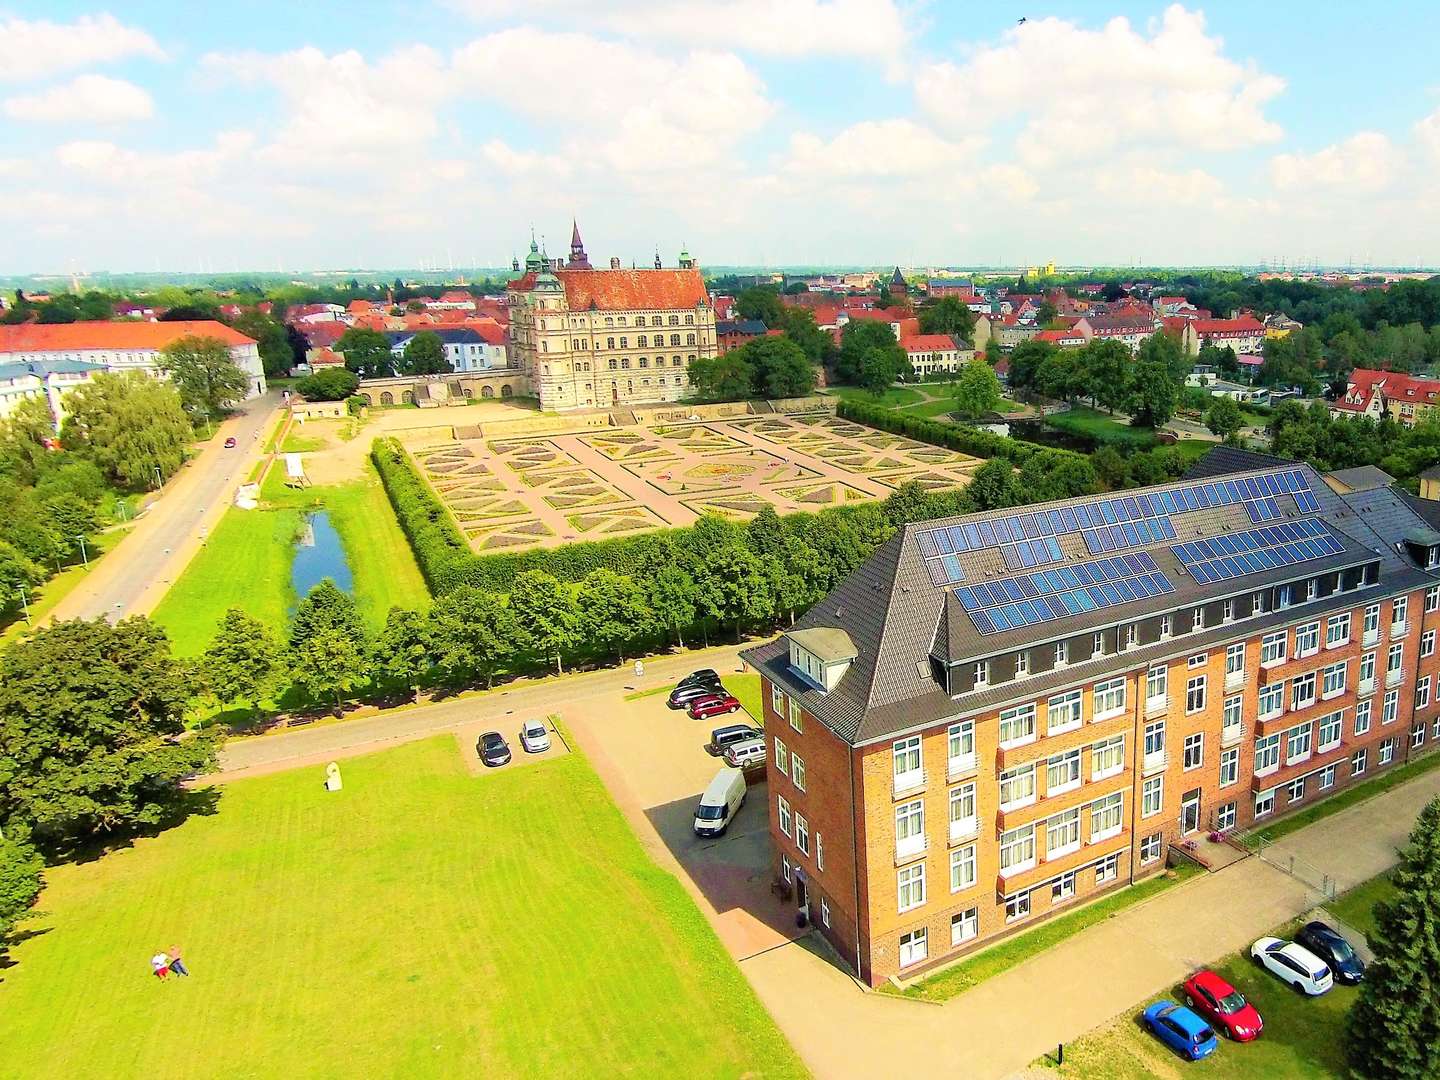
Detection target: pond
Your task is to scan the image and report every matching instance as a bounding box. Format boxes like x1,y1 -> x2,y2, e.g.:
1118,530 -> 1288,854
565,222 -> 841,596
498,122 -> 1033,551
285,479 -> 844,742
291,511 -> 353,603
1008,418 -> 1098,453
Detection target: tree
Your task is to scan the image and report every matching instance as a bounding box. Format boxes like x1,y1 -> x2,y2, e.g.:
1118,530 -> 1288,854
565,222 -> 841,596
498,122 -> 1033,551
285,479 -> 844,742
836,320 -> 900,385
0,539 -> 43,613
200,608 -> 283,712
1080,339 -> 1132,414
695,543 -> 772,641
1205,396 -> 1244,443
577,568 -> 652,662
777,306 -> 835,364
951,357 -> 1002,419
401,331 -> 451,376
734,286 -> 784,326
334,327 -> 396,379
0,617 -> 214,846
159,335 -> 251,417
232,310 -> 296,377
1137,329 -> 1190,384
961,459 -> 1023,511
372,607 -> 433,701
1036,299 -> 1059,326
688,352 -> 755,402
510,570 -> 578,674
1345,797 -> 1440,1079
1005,339 -> 1056,394
647,563 -> 698,647
857,345 -> 907,396
295,367 -> 360,402
60,372 -> 192,489
289,579 -> 364,654
1126,357 -> 1179,428
0,831 -> 43,944
741,336 -> 815,399
291,628 -> 366,707
42,492 -> 98,563
428,586 -> 521,687
0,396 -> 56,486
918,297 -> 977,341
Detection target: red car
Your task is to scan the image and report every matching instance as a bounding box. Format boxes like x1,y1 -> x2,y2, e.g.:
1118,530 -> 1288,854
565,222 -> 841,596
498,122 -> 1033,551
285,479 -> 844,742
1183,969 -> 1263,1042
687,693 -> 741,720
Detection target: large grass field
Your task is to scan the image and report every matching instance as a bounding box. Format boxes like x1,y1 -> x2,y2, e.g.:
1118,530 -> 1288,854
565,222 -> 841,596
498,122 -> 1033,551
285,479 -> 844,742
0,737 -> 804,1079
151,467 -> 429,655
1032,872 -> 1399,1079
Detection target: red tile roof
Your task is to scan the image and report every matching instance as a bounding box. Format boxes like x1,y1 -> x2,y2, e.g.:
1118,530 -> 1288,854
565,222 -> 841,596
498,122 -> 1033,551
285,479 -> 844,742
1343,368 -> 1440,408
0,320 -> 255,352
508,268 -> 708,312
1191,316 -> 1265,334
1036,329 -> 1085,344
900,333 -> 959,352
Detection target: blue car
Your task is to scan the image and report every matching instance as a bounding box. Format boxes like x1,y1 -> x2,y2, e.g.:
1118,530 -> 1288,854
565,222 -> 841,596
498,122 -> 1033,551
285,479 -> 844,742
1143,1000 -> 1219,1061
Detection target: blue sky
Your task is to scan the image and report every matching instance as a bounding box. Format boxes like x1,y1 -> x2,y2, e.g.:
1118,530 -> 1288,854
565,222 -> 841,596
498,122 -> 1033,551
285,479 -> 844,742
2,2 -> 1438,274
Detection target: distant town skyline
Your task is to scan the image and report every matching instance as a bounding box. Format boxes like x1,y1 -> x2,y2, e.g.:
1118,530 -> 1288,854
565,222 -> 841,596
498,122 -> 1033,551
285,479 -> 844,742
2,2 -> 1439,274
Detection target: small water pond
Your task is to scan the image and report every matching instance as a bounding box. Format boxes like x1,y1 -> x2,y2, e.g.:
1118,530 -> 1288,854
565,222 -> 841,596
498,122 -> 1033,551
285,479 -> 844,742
291,511 -> 353,603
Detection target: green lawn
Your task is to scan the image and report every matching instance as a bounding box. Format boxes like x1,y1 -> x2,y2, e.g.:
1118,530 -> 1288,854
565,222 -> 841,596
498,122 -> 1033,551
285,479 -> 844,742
824,384 -> 925,408
150,467 -> 430,655
1176,438 -> 1217,463
727,670 -> 763,724
150,507 -> 302,656
1328,872 -> 1394,941
1253,749 -> 1440,844
1045,406 -> 1159,448
0,738 -> 804,1079
279,431 -> 327,453
893,863 -> 1202,1002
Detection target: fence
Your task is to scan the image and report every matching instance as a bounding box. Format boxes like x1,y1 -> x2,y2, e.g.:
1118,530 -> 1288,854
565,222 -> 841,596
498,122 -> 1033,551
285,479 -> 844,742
1230,828 -> 1338,900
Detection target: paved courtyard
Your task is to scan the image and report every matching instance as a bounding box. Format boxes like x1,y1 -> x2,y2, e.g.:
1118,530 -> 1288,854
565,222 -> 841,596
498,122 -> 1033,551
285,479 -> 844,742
406,412 -> 982,550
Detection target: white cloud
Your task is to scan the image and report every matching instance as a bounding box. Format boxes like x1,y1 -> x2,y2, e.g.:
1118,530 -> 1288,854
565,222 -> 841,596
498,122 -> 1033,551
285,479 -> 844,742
917,4 -> 1284,165
1270,132 -> 1401,192
56,132 -> 256,186
1094,164 -> 1224,204
0,14 -> 165,83
1416,106 -> 1440,162
3,74 -> 154,124
785,119 -> 982,177
446,0 -> 909,62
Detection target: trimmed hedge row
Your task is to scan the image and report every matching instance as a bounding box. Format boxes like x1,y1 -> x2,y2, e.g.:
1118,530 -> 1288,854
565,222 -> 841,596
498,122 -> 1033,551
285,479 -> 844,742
836,398 -> 1091,467
372,437 -> 880,594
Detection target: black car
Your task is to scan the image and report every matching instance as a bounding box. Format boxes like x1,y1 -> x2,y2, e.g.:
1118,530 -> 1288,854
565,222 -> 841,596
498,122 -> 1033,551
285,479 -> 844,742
668,679 -> 724,709
676,669 -> 722,692
477,731 -> 512,767
1296,920 -> 1365,984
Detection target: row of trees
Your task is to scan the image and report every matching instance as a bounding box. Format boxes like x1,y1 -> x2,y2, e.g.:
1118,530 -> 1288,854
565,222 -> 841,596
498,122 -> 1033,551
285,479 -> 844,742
333,328 -> 451,379
689,337 -> 816,401
1268,400 -> 1440,483
1007,332 -> 1193,427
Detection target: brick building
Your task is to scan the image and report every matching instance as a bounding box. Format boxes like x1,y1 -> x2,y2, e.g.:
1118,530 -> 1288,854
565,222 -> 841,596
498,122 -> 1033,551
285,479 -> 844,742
741,449 -> 1440,986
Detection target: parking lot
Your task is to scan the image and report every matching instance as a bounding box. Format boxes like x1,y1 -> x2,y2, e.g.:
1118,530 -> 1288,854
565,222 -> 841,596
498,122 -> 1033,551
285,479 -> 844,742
564,676 -> 803,962
456,715 -> 571,775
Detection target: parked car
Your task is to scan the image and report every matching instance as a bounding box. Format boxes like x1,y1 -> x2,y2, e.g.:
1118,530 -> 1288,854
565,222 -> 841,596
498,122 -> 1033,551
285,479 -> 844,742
708,723 -> 764,756
688,693 -> 741,721
1296,921 -> 1366,985
224,436 -> 238,448
1141,1000 -> 1219,1061
1251,937 -> 1333,995
722,737 -> 767,769
1183,969 -> 1264,1041
669,681 -> 725,710
477,731 -> 511,767
693,767 -> 747,837
519,719 -> 551,754
676,669 -> 721,691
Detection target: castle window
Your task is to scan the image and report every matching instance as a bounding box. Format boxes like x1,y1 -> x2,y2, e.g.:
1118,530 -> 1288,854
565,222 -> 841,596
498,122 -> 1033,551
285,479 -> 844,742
686,333 -> 695,345
638,335 -> 647,346
652,315 -> 663,326
619,337 -> 627,347
668,315 -> 680,325
617,317 -> 626,326
670,334 -> 681,346
673,355 -> 682,365
621,358 -> 631,369
685,314 -> 694,325
605,317 -> 613,326
639,358 -> 649,368
606,337 -> 615,349
608,360 -> 617,371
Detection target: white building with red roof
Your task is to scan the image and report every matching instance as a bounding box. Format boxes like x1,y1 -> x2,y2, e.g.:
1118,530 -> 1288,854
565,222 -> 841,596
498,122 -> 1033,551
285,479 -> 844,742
1074,313 -> 1157,352
899,333 -> 973,377
1034,327 -> 1086,349
506,230 -> 716,410
1180,316 -> 1266,356
1333,368 -> 1440,427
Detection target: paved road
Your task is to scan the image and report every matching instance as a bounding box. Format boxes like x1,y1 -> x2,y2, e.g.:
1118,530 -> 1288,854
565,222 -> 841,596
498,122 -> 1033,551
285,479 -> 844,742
215,642 -> 754,779
50,392 -> 281,623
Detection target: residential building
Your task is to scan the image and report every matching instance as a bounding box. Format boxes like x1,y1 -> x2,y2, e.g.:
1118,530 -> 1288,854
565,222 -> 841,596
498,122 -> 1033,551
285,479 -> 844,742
386,326 -> 507,373
1180,317 -> 1266,357
926,279 -> 976,299
1035,328 -> 1086,349
1264,314 -> 1303,339
717,319 -> 772,354
506,227 -> 716,410
1075,314 -> 1157,352
0,320 -> 266,400
901,334 -> 973,378
1333,369 -> 1440,427
742,449 -> 1440,986
0,358 -> 103,424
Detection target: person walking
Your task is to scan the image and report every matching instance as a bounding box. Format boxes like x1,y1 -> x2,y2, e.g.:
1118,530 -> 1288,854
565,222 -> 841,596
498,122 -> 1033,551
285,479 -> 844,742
150,952 -> 170,981
167,945 -> 190,978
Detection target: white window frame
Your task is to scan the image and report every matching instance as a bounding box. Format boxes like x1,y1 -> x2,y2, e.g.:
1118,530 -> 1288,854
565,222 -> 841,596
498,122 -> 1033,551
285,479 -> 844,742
1216,801 -> 1237,831
1287,777 -> 1305,803
1353,747 -> 1367,774
1255,732 -> 1281,775
771,684 -> 785,717
1004,891 -> 1031,922
775,738 -> 789,776
1045,807 -> 1081,859
998,703 -> 1037,748
1188,652 -> 1208,669
1219,746 -> 1239,787
1142,775 -> 1164,818
893,735 -> 923,791
951,907 -> 978,946
1096,852 -> 1120,883
998,763 -> 1037,811
1186,675 -> 1207,715
1047,690 -> 1083,736
1254,789 -> 1276,817
778,795 -> 792,837
1317,711 -> 1343,752
895,799 -> 926,859
1380,738 -> 1396,765
1320,763 -> 1337,790
1051,870 -> 1078,903
1092,678 -> 1126,721
1355,699 -> 1372,736
998,824 -> 1036,875
1139,832 -> 1163,864
947,720 -> 976,776
1225,642 -> 1245,676
1384,688 -> 1399,725
1295,622 -> 1319,658
949,782 -> 977,841
1261,631 -> 1286,667
1090,791 -> 1123,841
1045,748 -> 1082,796
1393,595 -> 1409,632
950,844 -> 977,893
795,814 -> 810,855
1321,661 -> 1347,700
1326,613 -> 1351,648
1091,734 -> 1125,780
1420,676 -> 1433,711
898,925 -> 928,966
1291,671 -> 1317,711
1146,665 -> 1168,706
897,863 -> 927,913
1258,681 -> 1284,721
1286,721 -> 1313,764
1183,732 -> 1204,771
1423,629 -> 1436,658
792,754 -> 807,793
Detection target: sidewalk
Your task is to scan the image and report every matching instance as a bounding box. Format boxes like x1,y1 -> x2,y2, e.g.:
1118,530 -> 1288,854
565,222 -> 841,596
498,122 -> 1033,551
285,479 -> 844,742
737,765 -> 1440,1079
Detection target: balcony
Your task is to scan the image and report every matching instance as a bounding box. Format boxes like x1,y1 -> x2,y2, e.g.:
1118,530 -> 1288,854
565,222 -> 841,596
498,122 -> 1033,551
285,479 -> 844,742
949,816 -> 978,844
1221,723 -> 1245,748
1363,628 -> 1380,647
1393,621 -> 1409,639
895,833 -> 927,863
893,770 -> 926,799
1358,677 -> 1377,696
1145,695 -> 1168,718
1386,669 -> 1404,689
1224,670 -> 1247,692
947,754 -> 978,782
1142,750 -> 1168,777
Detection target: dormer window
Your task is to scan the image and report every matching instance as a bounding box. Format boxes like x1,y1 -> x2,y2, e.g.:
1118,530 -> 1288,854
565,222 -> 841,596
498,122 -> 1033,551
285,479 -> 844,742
974,660 -> 989,688
1016,650 -> 1030,676
785,628 -> 857,693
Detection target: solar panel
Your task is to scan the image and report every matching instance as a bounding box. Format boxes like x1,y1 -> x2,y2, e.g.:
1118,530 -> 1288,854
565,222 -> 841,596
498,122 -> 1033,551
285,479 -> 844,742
1294,489 -> 1320,513
1170,518 -> 1346,585
966,551 -> 1174,635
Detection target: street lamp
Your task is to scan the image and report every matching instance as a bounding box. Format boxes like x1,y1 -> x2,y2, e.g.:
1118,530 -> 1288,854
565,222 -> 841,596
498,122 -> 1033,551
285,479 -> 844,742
76,535 -> 89,568
17,584 -> 30,625
153,464 -> 163,490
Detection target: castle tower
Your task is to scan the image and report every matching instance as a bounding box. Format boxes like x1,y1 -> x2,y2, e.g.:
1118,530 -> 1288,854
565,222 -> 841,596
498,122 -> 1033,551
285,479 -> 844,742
566,219 -> 593,270
523,231 -> 545,273
654,249 -> 662,269
889,266 -> 907,299
678,245 -> 694,270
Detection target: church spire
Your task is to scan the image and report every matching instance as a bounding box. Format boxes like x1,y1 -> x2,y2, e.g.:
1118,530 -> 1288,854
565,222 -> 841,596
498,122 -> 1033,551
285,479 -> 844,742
566,218 -> 593,270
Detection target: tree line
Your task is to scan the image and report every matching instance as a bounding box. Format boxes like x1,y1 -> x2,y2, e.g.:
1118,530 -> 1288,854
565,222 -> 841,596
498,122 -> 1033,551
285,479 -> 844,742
1005,331 -> 1192,428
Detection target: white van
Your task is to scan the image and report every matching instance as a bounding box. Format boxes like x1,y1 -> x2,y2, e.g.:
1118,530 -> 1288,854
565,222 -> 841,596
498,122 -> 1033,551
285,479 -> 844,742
722,737 -> 767,770
693,767 -> 747,838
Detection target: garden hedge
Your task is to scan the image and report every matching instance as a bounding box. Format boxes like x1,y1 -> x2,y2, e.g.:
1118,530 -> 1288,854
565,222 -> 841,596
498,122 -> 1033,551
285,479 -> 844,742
835,398 -> 1090,467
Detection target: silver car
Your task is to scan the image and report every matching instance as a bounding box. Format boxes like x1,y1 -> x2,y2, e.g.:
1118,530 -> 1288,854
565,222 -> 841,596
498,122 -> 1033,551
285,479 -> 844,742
520,719 -> 551,754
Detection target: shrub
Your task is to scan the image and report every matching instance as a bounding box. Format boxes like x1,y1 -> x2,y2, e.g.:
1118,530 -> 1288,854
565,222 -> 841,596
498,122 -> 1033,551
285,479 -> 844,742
296,367 -> 360,401
836,398 -> 1089,468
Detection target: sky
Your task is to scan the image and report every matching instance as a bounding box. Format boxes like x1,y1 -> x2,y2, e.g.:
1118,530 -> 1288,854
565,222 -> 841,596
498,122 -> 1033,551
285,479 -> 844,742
1,2 -> 1438,275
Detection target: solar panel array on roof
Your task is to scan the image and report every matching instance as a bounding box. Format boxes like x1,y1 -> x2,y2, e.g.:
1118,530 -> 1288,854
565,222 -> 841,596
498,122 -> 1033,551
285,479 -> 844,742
1171,518 -> 1346,585
959,552 -> 1175,635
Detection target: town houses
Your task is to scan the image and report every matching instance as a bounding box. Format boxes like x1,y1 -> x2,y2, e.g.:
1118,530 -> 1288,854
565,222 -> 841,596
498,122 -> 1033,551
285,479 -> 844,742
1333,369 -> 1440,427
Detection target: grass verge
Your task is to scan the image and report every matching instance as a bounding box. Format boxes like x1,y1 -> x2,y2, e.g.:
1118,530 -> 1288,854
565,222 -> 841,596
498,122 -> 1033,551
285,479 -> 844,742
0,527 -> 135,644
624,685 -> 672,702
1327,872 -> 1395,941
727,670 -> 763,724
1045,406 -> 1159,448
893,863 -> 1204,1002
0,737 -> 805,1079
1254,749 -> 1440,843
825,384 -> 925,408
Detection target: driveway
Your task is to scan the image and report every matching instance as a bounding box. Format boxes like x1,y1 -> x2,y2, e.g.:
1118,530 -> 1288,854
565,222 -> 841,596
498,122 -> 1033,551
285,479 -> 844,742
48,392 -> 281,623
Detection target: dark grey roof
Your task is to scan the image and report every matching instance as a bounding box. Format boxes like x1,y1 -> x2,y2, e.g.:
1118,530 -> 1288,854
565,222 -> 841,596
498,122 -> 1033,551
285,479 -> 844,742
1400,491 -> 1440,533
1323,465 -> 1396,493
1421,463 -> 1440,480
1183,445 -> 1290,479
717,319 -> 768,335
743,458 -> 1440,748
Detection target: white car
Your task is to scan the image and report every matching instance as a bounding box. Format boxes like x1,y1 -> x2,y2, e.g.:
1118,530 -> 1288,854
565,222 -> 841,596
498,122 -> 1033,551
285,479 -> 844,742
519,720 -> 551,754
1250,936 -> 1333,996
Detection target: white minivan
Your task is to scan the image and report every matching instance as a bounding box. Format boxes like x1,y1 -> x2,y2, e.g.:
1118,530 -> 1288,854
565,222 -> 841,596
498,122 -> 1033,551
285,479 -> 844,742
693,767 -> 747,838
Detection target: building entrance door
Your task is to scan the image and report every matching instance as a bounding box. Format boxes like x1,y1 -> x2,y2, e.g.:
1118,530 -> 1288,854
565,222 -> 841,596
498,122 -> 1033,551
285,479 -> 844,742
1181,790 -> 1202,835
794,871 -> 809,921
